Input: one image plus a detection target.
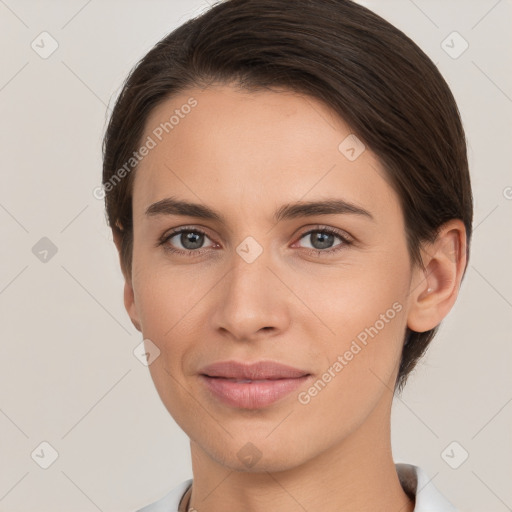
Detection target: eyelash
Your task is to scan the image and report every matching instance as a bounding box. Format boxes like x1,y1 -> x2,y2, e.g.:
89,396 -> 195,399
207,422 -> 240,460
157,225 -> 353,258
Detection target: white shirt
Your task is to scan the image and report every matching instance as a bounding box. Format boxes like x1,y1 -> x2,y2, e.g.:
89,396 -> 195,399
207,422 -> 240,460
136,463 -> 457,511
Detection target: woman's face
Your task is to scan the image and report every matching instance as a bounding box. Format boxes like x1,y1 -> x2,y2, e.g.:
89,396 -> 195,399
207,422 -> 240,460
125,84 -> 424,472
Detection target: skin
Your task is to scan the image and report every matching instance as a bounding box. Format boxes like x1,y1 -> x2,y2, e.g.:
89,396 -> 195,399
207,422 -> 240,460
114,84 -> 467,512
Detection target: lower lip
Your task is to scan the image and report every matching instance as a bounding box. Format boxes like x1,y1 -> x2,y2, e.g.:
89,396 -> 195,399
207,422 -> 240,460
200,375 -> 311,409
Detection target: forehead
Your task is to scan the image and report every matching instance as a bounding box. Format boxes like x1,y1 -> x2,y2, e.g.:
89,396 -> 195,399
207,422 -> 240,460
131,84 -> 399,224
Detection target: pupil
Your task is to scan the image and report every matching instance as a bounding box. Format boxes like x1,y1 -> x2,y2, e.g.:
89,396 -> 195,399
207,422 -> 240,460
182,231 -> 203,249
312,232 -> 333,249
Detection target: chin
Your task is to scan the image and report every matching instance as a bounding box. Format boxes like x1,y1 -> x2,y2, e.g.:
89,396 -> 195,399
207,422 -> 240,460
200,433 -> 314,474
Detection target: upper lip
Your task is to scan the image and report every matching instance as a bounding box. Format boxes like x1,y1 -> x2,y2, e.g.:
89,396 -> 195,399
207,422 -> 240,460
199,360 -> 310,380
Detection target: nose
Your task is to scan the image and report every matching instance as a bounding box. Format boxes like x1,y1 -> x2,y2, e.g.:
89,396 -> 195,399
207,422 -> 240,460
210,248 -> 291,342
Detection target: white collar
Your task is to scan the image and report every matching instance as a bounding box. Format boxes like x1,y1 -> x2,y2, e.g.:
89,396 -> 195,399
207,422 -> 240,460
396,463 -> 457,511
136,463 -> 457,511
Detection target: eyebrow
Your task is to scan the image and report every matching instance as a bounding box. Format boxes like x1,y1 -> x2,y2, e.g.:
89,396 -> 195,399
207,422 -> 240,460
145,196 -> 374,223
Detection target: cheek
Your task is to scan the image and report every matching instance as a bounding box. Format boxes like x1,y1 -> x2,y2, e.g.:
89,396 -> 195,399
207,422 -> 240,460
133,262 -> 204,334
292,246 -> 409,339
295,292 -> 407,438
132,264 -> 213,385
294,251 -> 410,400
133,268 -> 202,428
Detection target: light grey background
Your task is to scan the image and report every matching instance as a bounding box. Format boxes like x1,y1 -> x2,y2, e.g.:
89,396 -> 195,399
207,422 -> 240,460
0,0 -> 511,510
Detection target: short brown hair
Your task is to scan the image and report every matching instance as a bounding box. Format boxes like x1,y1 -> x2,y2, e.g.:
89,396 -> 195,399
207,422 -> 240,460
102,0 -> 473,392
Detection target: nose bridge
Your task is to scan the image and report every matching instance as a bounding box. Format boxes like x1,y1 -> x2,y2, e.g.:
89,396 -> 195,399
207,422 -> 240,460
211,238 -> 289,339
230,239 -> 270,297
228,239 -> 274,310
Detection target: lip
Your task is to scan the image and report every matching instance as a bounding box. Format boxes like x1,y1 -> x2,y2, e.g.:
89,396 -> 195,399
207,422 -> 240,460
199,360 -> 311,409
200,360 -> 309,380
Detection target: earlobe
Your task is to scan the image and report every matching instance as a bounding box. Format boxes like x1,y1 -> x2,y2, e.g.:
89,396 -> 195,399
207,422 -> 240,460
407,220 -> 467,333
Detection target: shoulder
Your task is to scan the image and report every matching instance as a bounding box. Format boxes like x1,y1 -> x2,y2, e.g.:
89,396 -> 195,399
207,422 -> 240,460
135,466 -> 457,512
135,479 -> 193,512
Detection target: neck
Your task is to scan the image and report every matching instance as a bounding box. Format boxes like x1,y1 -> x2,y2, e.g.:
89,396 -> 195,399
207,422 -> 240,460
186,396 -> 415,512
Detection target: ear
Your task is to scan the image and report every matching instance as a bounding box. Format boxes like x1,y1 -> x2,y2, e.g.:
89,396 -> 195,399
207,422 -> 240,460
113,228 -> 142,333
407,219 -> 468,333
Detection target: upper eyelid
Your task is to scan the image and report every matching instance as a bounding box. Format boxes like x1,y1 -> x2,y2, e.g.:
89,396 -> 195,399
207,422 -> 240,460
299,226 -> 352,240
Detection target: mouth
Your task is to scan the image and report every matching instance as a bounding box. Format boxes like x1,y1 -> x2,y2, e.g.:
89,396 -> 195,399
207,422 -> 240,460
198,360 -> 312,409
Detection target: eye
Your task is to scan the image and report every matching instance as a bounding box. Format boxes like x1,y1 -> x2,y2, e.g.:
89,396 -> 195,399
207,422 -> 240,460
158,227 -> 216,257
295,227 -> 353,255
158,225 -> 353,258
